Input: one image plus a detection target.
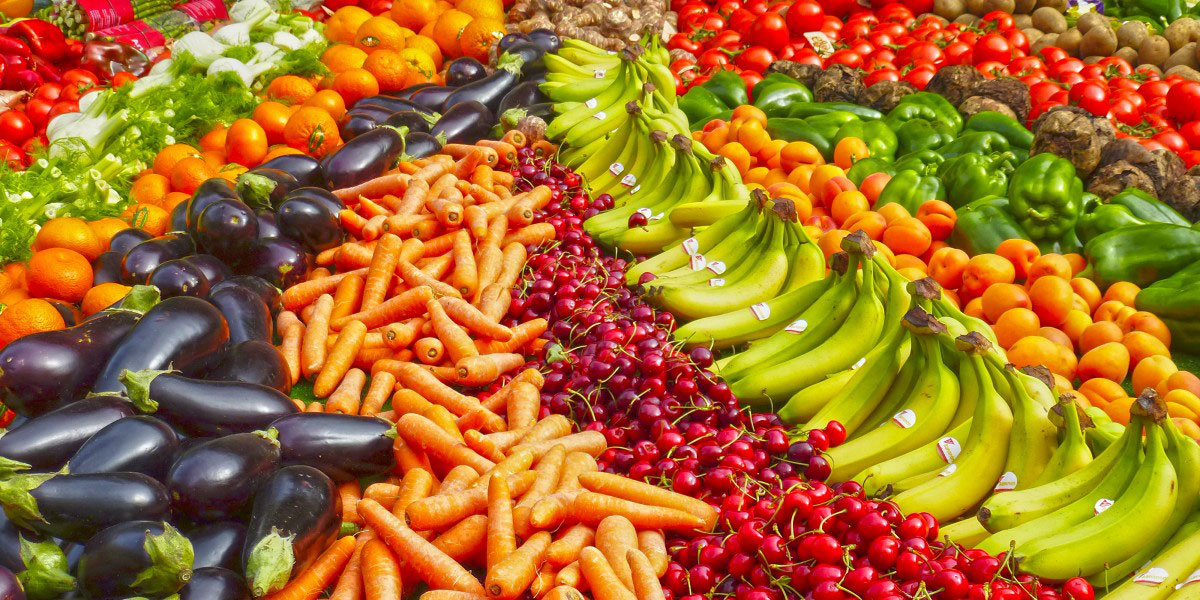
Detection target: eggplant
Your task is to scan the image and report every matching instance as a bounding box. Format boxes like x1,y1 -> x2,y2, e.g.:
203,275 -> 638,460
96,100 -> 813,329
186,178 -> 240,231
442,54 -> 524,113
520,65 -> 547,85
182,254 -> 232,287
208,341 -> 291,394
271,413 -> 396,482
171,199 -> 189,232
284,187 -> 344,219
431,101 -> 495,145
188,522 -> 246,570
403,132 -> 443,160
241,466 -> 339,598
255,209 -> 282,240
345,105 -> 396,122
180,567 -> 250,600
207,286 -> 270,346
0,512 -> 26,574
527,28 -> 562,53
121,232 -> 196,285
122,369 -> 297,437
148,258 -> 211,299
339,112 -> 381,141
67,415 -> 179,479
497,32 -> 530,53
504,41 -> 546,75
91,251 -> 123,286
258,154 -> 323,188
0,566 -> 22,600
166,431 -> 280,521
45,301 -> 79,329
0,394 -> 133,470
322,126 -> 407,191
395,82 -> 437,99
209,276 -> 281,318
446,57 -> 488,87
410,86 -> 455,111
0,472 -> 169,542
0,309 -> 142,416
77,521 -> 193,599
195,199 -> 259,263
239,168 -> 300,211
245,237 -> 311,289
109,228 -> 153,256
384,109 -> 436,134
354,95 -> 433,115
92,295 -> 230,393
498,80 -> 550,116
501,102 -> 554,130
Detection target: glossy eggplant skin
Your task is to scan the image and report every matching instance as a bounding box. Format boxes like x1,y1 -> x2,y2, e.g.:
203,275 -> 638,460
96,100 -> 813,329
272,413 -> 396,482
245,168 -> 300,208
527,28 -> 562,53
504,42 -> 546,74
410,86 -> 455,112
171,200 -> 189,232
132,373 -> 298,437
255,210 -> 282,240
0,309 -> 140,416
395,83 -> 437,99
241,466 -> 339,594
77,521 -> 192,599
504,102 -> 554,124
0,394 -> 133,469
339,113 -> 380,141
498,80 -> 550,116
245,237 -> 311,289
208,286 -> 271,346
322,126 -> 407,191
355,95 -> 433,115
148,258 -> 211,299
109,228 -> 153,256
402,132 -> 443,160
446,57 -> 488,87
284,187 -> 344,220
384,110 -> 433,134
182,254 -> 232,287
208,341 -> 291,394
92,296 -> 230,394
91,251 -> 123,286
209,276 -> 282,318
259,154 -> 323,188
431,101 -> 494,145
187,178 -> 240,230
121,233 -> 196,285
0,566 -> 22,600
196,199 -> 259,264
9,472 -> 170,542
443,63 -> 522,114
181,567 -> 250,600
67,415 -> 179,479
0,512 -> 33,574
188,522 -> 246,570
497,33 -> 530,53
166,432 -> 281,521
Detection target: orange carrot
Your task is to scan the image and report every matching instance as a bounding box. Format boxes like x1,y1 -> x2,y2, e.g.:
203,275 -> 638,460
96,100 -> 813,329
501,130 -> 527,149
420,254 -> 455,281
414,337 -> 445,364
595,516 -> 637,589
438,465 -> 480,493
464,205 -> 490,240
431,514 -> 489,565
394,435 -> 433,474
376,362 -> 501,430
362,215 -> 388,241
314,320 -> 367,398
406,472 -> 536,531
311,268 -> 333,280
573,493 -> 706,531
486,531 -> 551,600
495,243 -> 528,290
532,566 -> 558,598
544,586 -> 585,600
330,274 -> 365,324
379,317 -> 422,350
440,296 -> 513,341
507,196 -> 535,226
330,532 -> 375,600
471,165 -> 494,188
383,213 -> 435,237
424,404 -> 465,442
396,413 -> 495,474
493,171 -> 514,189
478,427 -> 531,457
637,531 -> 667,578
413,157 -> 453,183
503,223 -> 556,247
353,347 -> 395,371
553,452 -> 598,493
513,444 -> 566,537
292,398 -> 307,411
398,260 -> 461,298
531,140 -> 557,158
529,491 -> 581,530
307,401 -> 325,412
412,218 -> 444,241
327,367 -> 367,414
301,294 -> 335,379
428,298 -> 479,364
316,247 -> 339,266
469,448 -> 536,490
478,140 -> 517,165
336,243 -> 378,271
420,592 -> 489,600
391,388 -> 437,418
506,381 -> 540,432
578,473 -> 719,531
487,473 -> 517,571
283,268 -> 370,312
513,431 -> 607,461
334,286 -> 434,331
364,482 -> 402,511
579,546 -> 636,600
481,369 -> 546,413
477,319 -> 548,354
555,564 -> 585,591
362,537 -> 403,600
358,196 -> 391,217
627,549 -> 666,600
517,415 -> 573,446
464,429 -> 505,462
261,535 -> 356,600
476,284 -> 511,323
394,178 -> 429,215
547,525 -> 595,567
361,371 -> 396,416
450,230 -> 478,297
340,480 -> 363,525
278,311 -> 304,386
341,209 -> 369,236
395,349 -> 414,363
334,172 -> 413,203
362,234 -> 402,312
393,467 -> 437,519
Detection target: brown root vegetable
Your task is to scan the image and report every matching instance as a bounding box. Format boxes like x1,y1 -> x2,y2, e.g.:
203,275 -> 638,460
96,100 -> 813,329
1167,64 -> 1200,81
812,64 -> 865,104
1036,0 -> 1067,9
933,0 -> 964,19
1057,27 -> 1083,55
1086,161 -> 1157,199
1165,42 -> 1199,70
861,81 -> 918,113
983,0 -> 1015,12
959,96 -> 1018,120
1165,18 -> 1200,52
969,77 -> 1031,122
925,65 -> 985,107
1076,11 -> 1107,34
1139,35 -> 1171,65
964,0 -> 987,14
517,116 -> 547,142
1024,28 -> 1044,44
1031,32 -> 1061,54
1162,176 -> 1200,221
1031,106 -> 1115,178
1118,20 -> 1150,49
1115,46 -> 1141,64
1014,0 -> 1036,13
1096,140 -> 1184,197
954,13 -> 980,25
1079,23 -> 1118,57
1031,7 -> 1065,32
765,61 -> 820,89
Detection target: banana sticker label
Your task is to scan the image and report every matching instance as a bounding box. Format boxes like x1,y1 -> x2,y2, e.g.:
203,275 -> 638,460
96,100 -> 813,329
1093,498 -> 1115,515
630,184 -> 641,194
938,464 -> 957,477
994,471 -> 1018,492
786,320 -> 808,333
1133,568 -> 1169,586
593,68 -> 606,78
608,163 -> 624,176
707,261 -> 726,275
690,254 -> 707,271
850,357 -> 866,370
635,207 -> 663,221
1175,569 -> 1200,588
585,98 -> 598,109
708,278 -> 725,287
891,410 -> 917,429
593,111 -> 607,120
936,437 -> 961,463
750,303 -> 771,321
621,174 -> 637,187
681,238 -> 700,256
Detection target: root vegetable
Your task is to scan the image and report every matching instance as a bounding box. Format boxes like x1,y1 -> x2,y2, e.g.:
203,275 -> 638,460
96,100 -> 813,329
1032,7 -> 1067,33
1080,25 -> 1119,58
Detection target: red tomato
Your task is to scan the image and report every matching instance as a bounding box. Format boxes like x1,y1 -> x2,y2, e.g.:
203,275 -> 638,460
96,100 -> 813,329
786,0 -> 825,34
1098,56 -> 1133,75
61,69 -> 100,88
1167,81 -> 1200,123
828,49 -> 863,69
872,48 -> 898,64
706,30 -> 742,50
1059,71 -> 1085,87
1050,57 -> 1085,76
1142,139 -> 1168,152
111,71 -> 137,87
678,4 -> 710,29
46,100 -> 78,122
900,0 -> 933,15
1008,55 -> 1045,75
791,48 -> 824,67
697,13 -> 727,33
904,64 -> 936,89
980,10 -> 1015,30
745,0 -> 768,14
1182,150 -> 1200,168
698,49 -> 732,72
864,69 -> 901,86
727,8 -> 757,34
0,110 -> 33,145
34,83 -> 62,102
973,33 -> 1012,64
1155,130 -> 1189,153
1079,64 -> 1105,81
1109,98 -> 1141,126
736,46 -> 775,72
668,32 -> 702,54
739,70 -> 762,92
25,98 -> 52,129
1140,79 -> 1172,101
898,41 -> 943,66
1069,81 -> 1110,116
822,0 -> 858,19
976,61 -> 1007,79
714,0 -> 742,18
749,12 -> 789,53
1179,121 -> 1200,149
0,141 -> 25,170
943,41 -> 972,65
1039,46 -> 1069,63
1029,81 -> 1064,105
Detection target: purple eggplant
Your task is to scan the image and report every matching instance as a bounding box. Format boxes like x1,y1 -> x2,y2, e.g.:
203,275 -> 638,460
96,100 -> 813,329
498,32 -> 530,52
238,168 -> 299,210
166,431 -> 280,521
384,109 -> 436,134
321,126 -> 406,191
92,296 -> 230,393
186,178 -> 240,231
345,105 -> 395,122
241,466 -> 339,597
67,415 -> 178,479
396,82 -> 437,99
0,472 -> 169,542
0,566 -> 22,600
403,132 -> 443,159
255,209 -> 282,239
109,228 -> 153,256
442,54 -> 524,113
0,308 -> 143,416
187,522 -> 245,571
209,276 -> 281,318
504,41 -> 546,75
527,28 -> 562,53
196,199 -> 258,264
182,254 -> 232,287
171,199 -> 189,232
77,521 -> 193,599
258,154 -> 323,188
91,251 -> 123,286
0,394 -> 133,471
45,301 -> 78,328
148,258 -> 211,299
180,567 -> 249,600
208,341 -> 291,394
339,112 -> 381,141
284,187 -> 344,219
410,85 -> 455,111
498,80 -> 550,116
245,237 -> 311,289
208,285 -> 270,346
271,413 -> 396,482
0,512 -> 29,574
354,95 -> 433,115
121,369 -> 297,437
446,56 -> 488,87
120,232 -> 196,285
432,100 -> 494,144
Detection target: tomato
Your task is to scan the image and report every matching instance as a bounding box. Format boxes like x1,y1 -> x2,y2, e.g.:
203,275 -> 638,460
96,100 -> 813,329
0,141 -> 25,170
1098,56 -> 1133,76
61,68 -> 100,88
697,13 -> 727,33
0,110 -> 33,145
943,41 -> 972,65
1155,130 -> 1189,153
1182,150 -> 1200,168
1038,46 -> 1069,64
744,0 -> 768,14
864,69 -> 901,86
19,135 -> 43,157
736,46 -> 775,72
739,70 -> 762,92
46,100 -> 78,122
1059,72 -> 1085,87
784,0 -> 824,34
973,33 -> 1012,64
678,4 -> 710,29
898,41 -> 943,66
822,0 -> 858,19
841,19 -> 871,38
24,98 -> 52,130
828,49 -> 864,69
1079,64 -> 1105,81
1050,57 -> 1085,76
1140,79 -> 1172,101
1004,29 -> 1029,54
1142,139 -> 1169,152
1030,98 -> 1066,121
900,0 -> 933,16
791,48 -> 824,67
714,0 -> 741,18
872,48 -> 898,64
1069,81 -> 1110,116
903,64 -> 936,89
1167,81 -> 1200,123
749,12 -> 789,53
980,10 -> 1015,30
698,49 -> 732,72
976,61 -> 1006,79
706,30 -> 742,51
1110,98 -> 1141,126
1180,121 -> 1200,149
728,8 -> 757,34
33,83 -> 62,102
111,71 -> 137,87
668,33 -> 702,54
850,39 -> 875,57
877,3 -> 912,21
1008,56 -> 1045,75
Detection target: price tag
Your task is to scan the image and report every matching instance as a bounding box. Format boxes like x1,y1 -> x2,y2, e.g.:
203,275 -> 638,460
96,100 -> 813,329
786,320 -> 808,334
804,31 -> 836,58
681,238 -> 699,256
850,357 -> 866,370
994,472 -> 1018,492
1094,498 -> 1115,515
709,278 -> 726,287
750,303 -> 771,321
707,261 -> 726,275
609,163 -> 624,176
891,410 -> 916,429
1134,568 -> 1169,586
630,185 -> 641,195
938,464 -> 957,477
1176,570 -> 1200,589
585,98 -> 598,109
650,212 -> 664,222
593,68 -> 607,78
936,437 -> 962,463
621,174 -> 637,187
690,254 -> 707,271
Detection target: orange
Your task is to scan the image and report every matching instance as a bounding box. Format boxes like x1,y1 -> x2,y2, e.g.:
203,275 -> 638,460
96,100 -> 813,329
253,101 -> 295,146
403,34 -> 444,69
4,264 -> 25,289
200,150 -> 227,171
326,6 -> 373,43
170,156 -> 215,195
215,163 -> 249,183
226,118 -> 270,167
431,9 -> 473,56
88,218 -> 128,253
304,90 -> 348,121
129,173 -> 171,206
321,45 -> 369,73
267,75 -> 317,105
122,203 -> 171,236
391,0 -> 440,32
284,107 -> 342,158
397,48 -> 438,87
26,248 -> 93,303
363,49 -> 410,93
198,125 -> 228,152
82,282 -> 133,316
153,144 -> 199,177
355,16 -> 408,52
34,217 -> 104,261
263,146 -> 305,162
455,0 -> 502,19
332,68 -> 380,108
0,298 -> 66,346
160,192 -> 191,214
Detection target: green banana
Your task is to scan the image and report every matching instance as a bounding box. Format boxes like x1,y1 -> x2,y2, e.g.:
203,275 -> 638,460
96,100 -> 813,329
625,198 -> 757,284
988,360 -> 1058,491
940,517 -> 990,548
1102,515 -> 1200,600
1033,397 -> 1095,486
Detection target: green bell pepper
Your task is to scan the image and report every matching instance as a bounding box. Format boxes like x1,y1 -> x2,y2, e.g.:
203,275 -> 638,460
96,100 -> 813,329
787,102 -> 883,120
893,150 -> 945,177
896,120 -> 955,156
835,120 -> 898,162
884,93 -> 963,136
949,196 -> 1031,256
876,170 -> 946,214
766,118 -> 833,159
1137,263 -> 1200,353
938,151 -> 1016,208
752,72 -> 800,98
1038,227 -> 1083,255
680,87 -> 729,127
1083,224 -> 1200,288
935,131 -> 1011,159
804,112 -> 861,142
846,158 -> 895,186
700,70 -> 748,111
1075,203 -> 1151,244
752,77 -> 812,118
1007,152 -> 1084,241
964,111 -> 1033,151
1107,188 -> 1190,226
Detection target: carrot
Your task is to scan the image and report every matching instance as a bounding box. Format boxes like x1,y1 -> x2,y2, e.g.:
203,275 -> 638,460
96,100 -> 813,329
544,586 -> 585,600
283,268 -> 369,312
440,296 -> 513,341
486,531 -> 551,600
547,525 -> 595,567
360,371 -> 396,416
431,514 -> 489,565
326,367 -> 367,414
477,284 -> 512,323
359,196 -> 392,217
495,243 -> 528,290
334,172 -> 413,203
398,260 -> 461,298
376,362 -> 502,430
428,298 -> 479,364
364,482 -> 402,510
413,157 -> 453,183
261,535 -> 357,600
471,165 -> 494,188
391,387 -> 436,418
532,566 -> 558,598
579,546 -> 636,600
529,491 -> 581,530
443,354 -> 526,386
477,319 -> 548,354
316,247 -> 339,266
278,311 -> 304,386
470,448 -> 536,490
340,480 -> 364,525
555,564 -> 585,591
310,268 -> 333,280
513,431 -> 607,461
362,215 -> 388,241
301,294 -> 335,379
517,415 -> 573,447
464,429 -> 505,462
382,317 -> 425,350
292,398 -> 307,411
501,130 -> 527,149
424,404 -> 465,442
335,285 -> 435,331
354,348 -> 395,371
420,591 -> 489,600
481,369 -> 546,413
531,140 -> 557,158
481,428 -> 531,457
330,532 -> 375,600
415,337 -> 445,364
406,471 -> 536,531
487,473 -> 517,571
507,196 -> 535,226
513,443 -> 565,537
503,223 -> 556,247
492,171 -> 514,189
421,230 -> 458,258
394,178 -> 429,215
506,381 -> 540,431
330,274 -> 365,324
473,249 -> 504,304
412,218 -> 444,241
440,144 -> 480,160
341,209 -> 369,236
595,516 -> 638,589
393,467 -> 437,518
314,320 -> 367,398
393,435 -> 432,474
578,472 -> 719,531
362,537 -> 403,600
476,140 -> 517,166
396,413 -> 495,474
394,349 -> 414,362
360,233 -> 402,311
636,532 -> 667,578
627,550 -> 665,600
575,493 -> 706,531
324,331 -> 389,351
307,401 -> 325,412
448,230 -> 477,297
420,254 -> 455,281
438,465 -> 480,493
336,243 -> 378,271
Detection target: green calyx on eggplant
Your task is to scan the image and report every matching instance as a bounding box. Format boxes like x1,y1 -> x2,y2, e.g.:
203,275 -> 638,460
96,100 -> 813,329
237,168 -> 299,211
77,520 -> 193,599
241,466 -> 339,597
442,52 -> 525,114
271,413 -> 397,482
0,394 -> 134,472
120,369 -> 297,437
67,415 -> 179,479
208,286 -> 271,346
0,471 -> 170,542
384,110 -> 439,135
165,430 -> 280,522
195,199 -> 259,265
15,537 -> 74,600
401,132 -> 445,161
321,125 -> 408,192
207,341 -> 291,394
120,233 -> 196,285
500,104 -> 552,131
503,41 -> 545,76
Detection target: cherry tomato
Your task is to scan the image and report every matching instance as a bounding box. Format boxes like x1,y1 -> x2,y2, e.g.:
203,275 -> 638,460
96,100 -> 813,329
1004,29 -> 1030,54
61,68 -> 100,88
678,4 -> 710,29
46,100 -> 79,122
25,98 -> 52,130
698,13 -> 727,33
980,10 -> 1015,30
1059,71 -> 1085,87
1155,130 -> 1189,153
828,49 -> 864,69
1050,57 -> 1085,76
899,41 -> 943,66
698,49 -> 733,72
1179,121 -> 1200,149
904,64 -> 936,89
1069,81 -> 1110,116
34,83 -> 62,102
1038,46 -> 1069,63
706,30 -> 742,51
1079,64 -> 1105,81
668,32 -> 702,54
736,46 -> 775,72
739,70 -> 762,92
714,0 -> 742,18
749,12 -> 790,53
1140,79 -> 1172,101
822,0 -> 858,19
0,110 -> 33,145
872,48 -> 898,64
1109,98 -> 1141,126
1167,81 -> 1200,123
727,8 -> 757,34
864,68 -> 901,86
791,48 -> 824,67
974,33 -> 1013,64
976,61 -> 1007,79
1098,56 -> 1133,76
943,41 -> 972,65
1030,81 -> 1064,105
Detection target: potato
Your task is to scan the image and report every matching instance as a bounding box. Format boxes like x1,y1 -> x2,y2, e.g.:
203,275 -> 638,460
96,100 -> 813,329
1117,21 -> 1150,49
933,0 -> 964,19
1014,0 -> 1036,13
1115,46 -> 1140,64
1076,11 -> 1107,34
1167,64 -> 1200,81
1014,14 -> 1033,28
1080,24 -> 1118,57
1023,27 -> 1044,43
1140,35 -> 1172,66
1057,27 -> 1083,56
1165,18 -> 1199,52
1036,0 -> 1067,9
1031,32 -> 1060,54
1031,7 -> 1066,33
1082,55 -> 1103,64
1167,43 -> 1200,70
983,0 -> 1016,13
954,12 -> 980,25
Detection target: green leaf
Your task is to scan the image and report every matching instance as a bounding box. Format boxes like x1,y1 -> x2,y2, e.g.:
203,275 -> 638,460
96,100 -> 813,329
0,471 -> 60,525
17,537 -> 76,600
119,368 -> 175,413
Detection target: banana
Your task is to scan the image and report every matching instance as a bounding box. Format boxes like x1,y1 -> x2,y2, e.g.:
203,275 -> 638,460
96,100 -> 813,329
1102,516 -> 1200,600
940,517 -> 990,548
672,276 -> 829,350
554,46 -> 622,70
931,294 -> 1001,352
563,77 -> 649,148
1032,397 -> 1094,486
854,417 -> 970,497
648,211 -> 765,288
946,339 -> 979,430
781,223 -> 826,293
607,130 -> 678,209
573,115 -> 637,182
545,63 -> 640,138
625,201 -> 758,284
613,216 -> 691,255
670,200 -> 747,228
584,117 -> 650,194
988,360 -> 1058,492
585,146 -> 695,240
855,345 -> 926,433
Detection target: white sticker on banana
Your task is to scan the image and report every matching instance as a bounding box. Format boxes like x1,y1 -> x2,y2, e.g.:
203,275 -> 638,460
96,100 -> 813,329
690,253 -> 707,271
1094,498 -> 1115,515
621,174 -> 636,187
786,320 -> 808,334
938,464 -> 957,477
585,98 -> 598,109
609,163 -> 624,176
681,238 -> 699,256
1134,568 -> 1169,586
936,438 -> 961,463
709,278 -> 725,287
707,261 -> 726,275
1176,570 -> 1200,589
593,111 -> 606,120
593,68 -> 606,78
850,357 -> 866,370
892,410 -> 916,429
994,472 -> 1018,492
750,303 -> 770,321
